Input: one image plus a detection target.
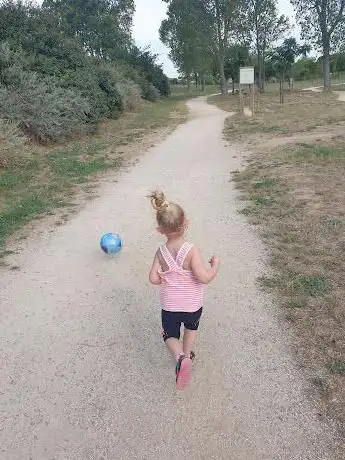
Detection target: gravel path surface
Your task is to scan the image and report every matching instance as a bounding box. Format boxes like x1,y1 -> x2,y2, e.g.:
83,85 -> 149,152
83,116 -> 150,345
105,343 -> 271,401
0,97 -> 341,459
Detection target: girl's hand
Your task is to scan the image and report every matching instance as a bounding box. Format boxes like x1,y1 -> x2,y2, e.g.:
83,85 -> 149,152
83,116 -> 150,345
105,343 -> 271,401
209,256 -> 220,268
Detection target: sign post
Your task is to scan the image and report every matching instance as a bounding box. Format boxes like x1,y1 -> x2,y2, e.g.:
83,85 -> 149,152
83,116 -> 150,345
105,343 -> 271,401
239,67 -> 255,116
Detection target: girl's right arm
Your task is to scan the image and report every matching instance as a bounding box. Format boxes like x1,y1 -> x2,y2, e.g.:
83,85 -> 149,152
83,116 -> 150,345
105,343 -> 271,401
149,252 -> 162,285
190,247 -> 220,285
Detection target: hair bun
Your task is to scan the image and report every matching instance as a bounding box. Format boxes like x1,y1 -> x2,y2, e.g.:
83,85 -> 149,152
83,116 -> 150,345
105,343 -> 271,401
149,190 -> 170,211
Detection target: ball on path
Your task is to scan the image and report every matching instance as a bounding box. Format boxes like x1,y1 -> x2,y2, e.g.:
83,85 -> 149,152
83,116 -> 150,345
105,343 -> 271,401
100,233 -> 123,255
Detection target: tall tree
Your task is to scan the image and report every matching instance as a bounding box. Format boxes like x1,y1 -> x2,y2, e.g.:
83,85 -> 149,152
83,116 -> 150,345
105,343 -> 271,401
204,0 -> 245,94
162,0 -> 245,94
160,0 -> 212,88
269,37 -> 309,101
291,0 -> 345,89
246,0 -> 289,92
224,43 -> 250,93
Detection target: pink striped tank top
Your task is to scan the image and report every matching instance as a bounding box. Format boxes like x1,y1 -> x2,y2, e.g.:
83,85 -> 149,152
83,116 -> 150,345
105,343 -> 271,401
159,242 -> 204,313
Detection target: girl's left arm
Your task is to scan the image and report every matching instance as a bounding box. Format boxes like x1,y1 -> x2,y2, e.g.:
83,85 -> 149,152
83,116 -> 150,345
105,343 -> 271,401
149,253 -> 161,285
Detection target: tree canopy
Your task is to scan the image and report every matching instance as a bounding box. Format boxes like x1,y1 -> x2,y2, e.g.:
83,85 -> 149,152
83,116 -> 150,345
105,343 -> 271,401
291,0 -> 345,88
160,0 -> 345,91
0,0 -> 170,142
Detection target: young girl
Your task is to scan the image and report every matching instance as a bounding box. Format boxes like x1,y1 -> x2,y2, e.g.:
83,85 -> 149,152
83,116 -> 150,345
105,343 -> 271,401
149,190 -> 220,390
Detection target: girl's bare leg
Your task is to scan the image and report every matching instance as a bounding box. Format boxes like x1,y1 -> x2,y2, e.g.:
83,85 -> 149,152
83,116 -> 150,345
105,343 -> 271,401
166,338 -> 184,361
183,329 -> 197,358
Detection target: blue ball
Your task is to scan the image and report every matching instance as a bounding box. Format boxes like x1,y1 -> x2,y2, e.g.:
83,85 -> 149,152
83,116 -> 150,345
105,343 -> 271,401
100,233 -> 123,255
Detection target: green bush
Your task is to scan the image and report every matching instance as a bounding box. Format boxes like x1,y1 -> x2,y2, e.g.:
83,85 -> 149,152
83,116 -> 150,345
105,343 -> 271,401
116,80 -> 142,111
60,62 -> 124,122
0,0 -> 171,145
96,66 -> 124,118
0,69 -> 91,142
142,83 -> 161,102
59,68 -> 109,122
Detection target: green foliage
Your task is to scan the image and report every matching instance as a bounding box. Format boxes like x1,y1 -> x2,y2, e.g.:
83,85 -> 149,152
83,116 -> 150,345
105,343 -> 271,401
160,0 -> 213,83
224,44 -> 250,91
291,0 -> 345,87
269,38 -> 310,80
116,80 -> 142,111
293,58 -> 322,80
246,0 -> 290,91
0,0 -> 169,144
42,0 -> 135,58
127,46 -> 170,97
0,63 -> 91,142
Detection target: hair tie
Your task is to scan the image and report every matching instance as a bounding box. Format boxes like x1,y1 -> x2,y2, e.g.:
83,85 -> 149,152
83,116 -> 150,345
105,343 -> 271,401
151,198 -> 170,211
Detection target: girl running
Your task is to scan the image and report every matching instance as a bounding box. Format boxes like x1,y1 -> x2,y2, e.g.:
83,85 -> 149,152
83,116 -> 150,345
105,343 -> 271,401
148,190 -> 220,390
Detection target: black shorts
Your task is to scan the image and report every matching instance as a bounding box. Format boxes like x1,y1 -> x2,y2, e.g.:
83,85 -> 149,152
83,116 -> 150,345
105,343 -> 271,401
161,307 -> 203,341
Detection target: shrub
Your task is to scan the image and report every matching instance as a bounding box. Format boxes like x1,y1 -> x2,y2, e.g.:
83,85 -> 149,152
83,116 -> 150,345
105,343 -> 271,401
59,68 -> 109,122
60,62 -> 124,122
0,69 -> 91,142
116,80 -> 142,111
142,83 -> 161,102
96,67 -> 124,118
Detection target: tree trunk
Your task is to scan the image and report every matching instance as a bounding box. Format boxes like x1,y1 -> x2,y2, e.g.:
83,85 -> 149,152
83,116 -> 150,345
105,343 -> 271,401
201,75 -> 205,92
215,0 -> 227,95
279,78 -> 284,104
323,44 -> 331,90
232,77 -> 235,95
257,51 -> 262,90
258,53 -> 265,93
219,59 -> 227,95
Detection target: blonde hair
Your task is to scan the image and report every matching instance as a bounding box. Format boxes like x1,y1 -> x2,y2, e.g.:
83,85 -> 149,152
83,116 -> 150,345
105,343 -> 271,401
149,190 -> 185,233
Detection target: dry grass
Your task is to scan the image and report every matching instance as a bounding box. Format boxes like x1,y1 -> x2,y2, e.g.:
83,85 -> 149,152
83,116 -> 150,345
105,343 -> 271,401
217,89 -> 345,433
209,89 -> 345,141
0,98 -> 188,253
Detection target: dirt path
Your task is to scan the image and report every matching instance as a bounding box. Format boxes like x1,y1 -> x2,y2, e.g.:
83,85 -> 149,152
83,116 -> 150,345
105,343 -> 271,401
0,98 -> 341,459
304,85 -> 345,101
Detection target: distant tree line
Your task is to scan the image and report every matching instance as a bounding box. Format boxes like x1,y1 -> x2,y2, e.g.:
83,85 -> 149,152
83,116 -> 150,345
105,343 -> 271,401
160,0 -> 345,93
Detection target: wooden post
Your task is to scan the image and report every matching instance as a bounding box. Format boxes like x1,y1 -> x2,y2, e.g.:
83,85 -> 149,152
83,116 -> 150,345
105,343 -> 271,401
280,79 -> 284,104
252,84 -> 255,117
239,83 -> 243,113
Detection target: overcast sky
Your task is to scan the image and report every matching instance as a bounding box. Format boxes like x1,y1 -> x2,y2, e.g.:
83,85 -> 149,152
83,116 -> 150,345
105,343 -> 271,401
133,0 -> 298,77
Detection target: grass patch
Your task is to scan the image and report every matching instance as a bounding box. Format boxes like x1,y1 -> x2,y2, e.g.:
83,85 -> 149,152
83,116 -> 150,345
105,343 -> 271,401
329,362 -> 345,375
0,170 -> 33,190
253,178 -> 279,189
170,84 -> 219,101
285,298 -> 308,309
0,97 -> 189,249
296,145 -> 345,160
209,89 -> 345,141
0,193 -> 61,247
223,85 -> 345,431
286,273 -> 330,297
312,374 -> 330,392
48,154 -> 109,178
259,272 -> 329,297
261,126 -> 289,134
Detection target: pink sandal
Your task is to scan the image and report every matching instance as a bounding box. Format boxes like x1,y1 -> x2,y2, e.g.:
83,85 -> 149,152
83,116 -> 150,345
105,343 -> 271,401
176,355 -> 193,390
